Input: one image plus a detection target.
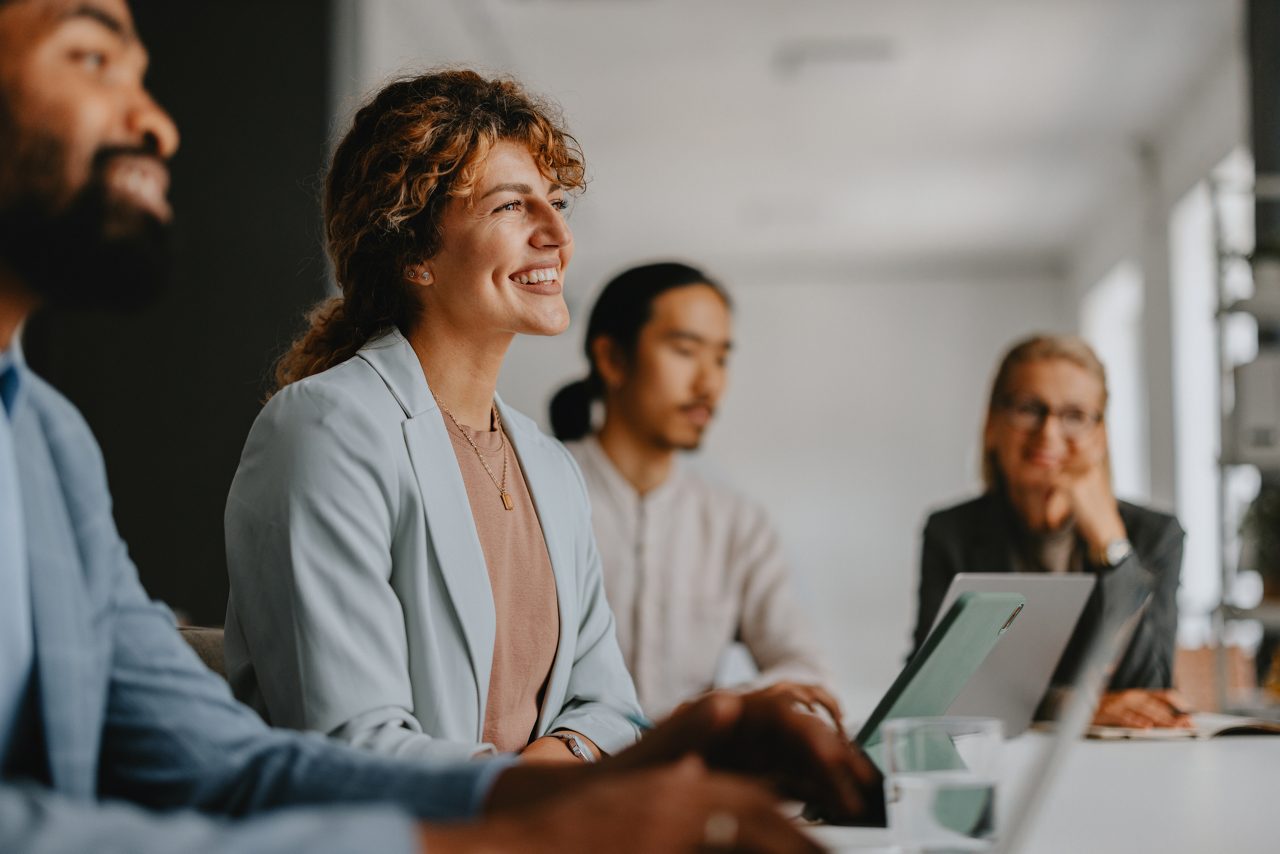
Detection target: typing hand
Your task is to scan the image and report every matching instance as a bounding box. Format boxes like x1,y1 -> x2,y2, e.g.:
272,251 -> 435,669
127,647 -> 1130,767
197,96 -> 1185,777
611,690 -> 883,826
1093,689 -> 1194,729
430,756 -> 823,853
752,681 -> 847,737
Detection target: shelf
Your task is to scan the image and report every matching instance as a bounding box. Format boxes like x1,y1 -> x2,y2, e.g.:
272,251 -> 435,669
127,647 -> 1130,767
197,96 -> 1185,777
1229,602 -> 1280,631
1218,457 -> 1280,475
1223,295 -> 1280,326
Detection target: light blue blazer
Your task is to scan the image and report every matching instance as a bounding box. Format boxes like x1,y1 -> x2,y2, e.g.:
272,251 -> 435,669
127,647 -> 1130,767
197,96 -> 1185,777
224,329 -> 642,761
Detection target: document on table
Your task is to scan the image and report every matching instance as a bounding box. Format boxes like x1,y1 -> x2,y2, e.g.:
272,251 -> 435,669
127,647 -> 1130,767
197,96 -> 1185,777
1087,712 -> 1280,740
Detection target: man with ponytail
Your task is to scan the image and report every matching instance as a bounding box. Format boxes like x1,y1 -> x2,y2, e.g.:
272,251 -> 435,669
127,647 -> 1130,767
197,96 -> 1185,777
551,263 -> 841,725
0,2 -> 884,849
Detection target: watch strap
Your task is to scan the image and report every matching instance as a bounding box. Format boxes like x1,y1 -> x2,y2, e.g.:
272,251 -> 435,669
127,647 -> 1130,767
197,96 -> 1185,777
550,731 -> 596,763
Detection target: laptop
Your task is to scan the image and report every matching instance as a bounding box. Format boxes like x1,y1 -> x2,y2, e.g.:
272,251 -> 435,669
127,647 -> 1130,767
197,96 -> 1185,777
813,566 -> 1153,852
932,573 -> 1096,736
802,592 -> 1024,828
995,566 -> 1153,853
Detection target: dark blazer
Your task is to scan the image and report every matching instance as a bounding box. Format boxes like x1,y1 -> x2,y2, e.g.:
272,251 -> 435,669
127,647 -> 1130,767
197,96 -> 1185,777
910,492 -> 1184,691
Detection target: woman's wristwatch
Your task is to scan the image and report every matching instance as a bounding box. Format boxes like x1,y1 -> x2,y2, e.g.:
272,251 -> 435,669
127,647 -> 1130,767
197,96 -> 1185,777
1092,537 -> 1134,568
549,731 -> 597,763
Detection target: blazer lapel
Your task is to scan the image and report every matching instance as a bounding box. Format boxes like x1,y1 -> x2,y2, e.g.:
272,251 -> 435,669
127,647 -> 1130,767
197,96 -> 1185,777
17,408 -> 102,798
496,398 -> 578,734
358,331 -> 496,737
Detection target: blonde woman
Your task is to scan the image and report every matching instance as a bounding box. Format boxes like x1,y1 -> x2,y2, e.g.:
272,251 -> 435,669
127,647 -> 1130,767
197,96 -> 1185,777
911,334 -> 1190,729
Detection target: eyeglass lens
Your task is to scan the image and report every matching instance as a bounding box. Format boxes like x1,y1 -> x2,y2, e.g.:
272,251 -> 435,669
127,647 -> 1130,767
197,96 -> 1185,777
1004,398 -> 1099,437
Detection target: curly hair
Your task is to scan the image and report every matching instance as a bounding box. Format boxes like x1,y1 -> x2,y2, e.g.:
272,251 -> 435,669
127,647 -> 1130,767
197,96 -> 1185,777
272,69 -> 585,392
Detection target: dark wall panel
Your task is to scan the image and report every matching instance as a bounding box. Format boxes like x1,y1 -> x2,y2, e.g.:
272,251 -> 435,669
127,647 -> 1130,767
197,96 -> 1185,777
1251,0 -> 1280,255
24,1 -> 334,624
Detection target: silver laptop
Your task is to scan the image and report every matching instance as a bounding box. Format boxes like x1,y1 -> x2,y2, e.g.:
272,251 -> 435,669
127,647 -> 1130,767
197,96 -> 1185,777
931,574 -> 1095,736
996,568 -> 1153,853
814,567 -> 1152,852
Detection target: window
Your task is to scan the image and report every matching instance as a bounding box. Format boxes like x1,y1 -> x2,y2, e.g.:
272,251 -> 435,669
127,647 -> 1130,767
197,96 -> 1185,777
1081,261 -> 1149,502
1169,148 -> 1263,647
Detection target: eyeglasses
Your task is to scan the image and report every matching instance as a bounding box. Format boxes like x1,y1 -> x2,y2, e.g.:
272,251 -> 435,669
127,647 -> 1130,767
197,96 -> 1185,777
998,397 -> 1102,439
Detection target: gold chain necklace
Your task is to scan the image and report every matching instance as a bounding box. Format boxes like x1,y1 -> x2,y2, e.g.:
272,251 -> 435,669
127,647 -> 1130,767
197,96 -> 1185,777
434,394 -> 513,511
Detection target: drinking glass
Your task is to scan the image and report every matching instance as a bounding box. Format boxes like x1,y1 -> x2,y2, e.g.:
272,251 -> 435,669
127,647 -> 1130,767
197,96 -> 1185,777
881,716 -> 1003,853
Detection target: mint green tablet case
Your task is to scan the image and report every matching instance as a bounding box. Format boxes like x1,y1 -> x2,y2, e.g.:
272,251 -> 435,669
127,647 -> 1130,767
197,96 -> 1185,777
856,591 -> 1026,758
856,591 -> 1024,837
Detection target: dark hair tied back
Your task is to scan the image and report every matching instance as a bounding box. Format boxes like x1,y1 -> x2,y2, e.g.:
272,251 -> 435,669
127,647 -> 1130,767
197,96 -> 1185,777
548,377 -> 602,442
549,261 -> 730,441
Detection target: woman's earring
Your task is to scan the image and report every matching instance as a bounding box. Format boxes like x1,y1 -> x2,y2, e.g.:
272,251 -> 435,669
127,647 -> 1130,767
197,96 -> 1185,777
407,268 -> 432,283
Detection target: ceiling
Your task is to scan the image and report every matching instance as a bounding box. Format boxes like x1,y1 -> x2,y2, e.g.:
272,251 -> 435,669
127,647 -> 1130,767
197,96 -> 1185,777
339,0 -> 1241,287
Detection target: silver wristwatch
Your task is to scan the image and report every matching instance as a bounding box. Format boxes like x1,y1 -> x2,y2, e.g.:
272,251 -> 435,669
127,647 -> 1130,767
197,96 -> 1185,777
1096,538 -> 1133,568
550,731 -> 596,763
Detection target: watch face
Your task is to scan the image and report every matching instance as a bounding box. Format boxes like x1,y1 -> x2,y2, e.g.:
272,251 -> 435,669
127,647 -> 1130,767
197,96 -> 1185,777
553,732 -> 593,762
1105,539 -> 1133,566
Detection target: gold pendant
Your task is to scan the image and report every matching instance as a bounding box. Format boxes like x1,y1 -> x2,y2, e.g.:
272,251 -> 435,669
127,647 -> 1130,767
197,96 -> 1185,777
501,490 -> 514,511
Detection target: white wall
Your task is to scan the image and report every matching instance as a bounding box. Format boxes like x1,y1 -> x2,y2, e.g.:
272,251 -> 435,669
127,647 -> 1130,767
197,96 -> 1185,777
1066,38 -> 1246,507
499,272 -> 1067,716
1064,29 -> 1248,644
1080,261 -> 1150,503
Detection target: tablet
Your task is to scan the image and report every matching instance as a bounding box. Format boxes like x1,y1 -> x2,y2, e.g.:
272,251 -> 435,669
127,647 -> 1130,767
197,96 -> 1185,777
933,574 -> 1095,736
856,591 -> 1026,763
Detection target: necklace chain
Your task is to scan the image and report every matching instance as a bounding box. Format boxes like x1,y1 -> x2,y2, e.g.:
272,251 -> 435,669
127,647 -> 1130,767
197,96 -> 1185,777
434,394 -> 514,511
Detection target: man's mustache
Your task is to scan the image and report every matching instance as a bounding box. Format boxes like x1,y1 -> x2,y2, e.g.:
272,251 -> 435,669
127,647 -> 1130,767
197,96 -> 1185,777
90,141 -> 168,176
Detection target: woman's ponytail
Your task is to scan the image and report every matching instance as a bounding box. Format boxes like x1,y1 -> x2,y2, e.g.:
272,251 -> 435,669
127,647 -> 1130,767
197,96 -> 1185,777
271,297 -> 375,396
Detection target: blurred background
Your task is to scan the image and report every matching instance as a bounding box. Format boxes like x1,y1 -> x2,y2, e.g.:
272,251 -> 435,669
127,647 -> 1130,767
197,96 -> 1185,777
23,0 -> 1280,721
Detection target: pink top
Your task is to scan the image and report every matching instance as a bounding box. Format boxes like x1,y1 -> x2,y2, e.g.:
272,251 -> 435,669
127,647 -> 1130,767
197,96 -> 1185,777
442,412 -> 560,752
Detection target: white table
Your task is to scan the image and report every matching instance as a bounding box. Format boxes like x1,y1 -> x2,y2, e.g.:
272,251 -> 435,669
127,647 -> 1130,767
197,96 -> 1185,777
811,733 -> 1279,853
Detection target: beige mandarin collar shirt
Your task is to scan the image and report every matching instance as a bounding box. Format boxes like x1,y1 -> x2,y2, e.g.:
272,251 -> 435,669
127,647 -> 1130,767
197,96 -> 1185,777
566,436 -> 830,718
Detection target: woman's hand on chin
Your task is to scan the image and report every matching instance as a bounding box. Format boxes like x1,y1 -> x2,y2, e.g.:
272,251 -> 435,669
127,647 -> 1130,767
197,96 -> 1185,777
1047,440 -> 1126,551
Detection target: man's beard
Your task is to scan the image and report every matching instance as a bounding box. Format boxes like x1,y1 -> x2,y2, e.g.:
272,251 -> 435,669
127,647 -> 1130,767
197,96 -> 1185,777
662,426 -> 708,453
0,138 -> 172,312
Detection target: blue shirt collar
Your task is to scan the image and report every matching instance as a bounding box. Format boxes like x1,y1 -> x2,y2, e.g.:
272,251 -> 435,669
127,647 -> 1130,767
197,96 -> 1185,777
0,343 -> 25,419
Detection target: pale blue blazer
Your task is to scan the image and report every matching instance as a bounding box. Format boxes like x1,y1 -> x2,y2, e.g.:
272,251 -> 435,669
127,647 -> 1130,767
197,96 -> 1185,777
224,329 -> 642,761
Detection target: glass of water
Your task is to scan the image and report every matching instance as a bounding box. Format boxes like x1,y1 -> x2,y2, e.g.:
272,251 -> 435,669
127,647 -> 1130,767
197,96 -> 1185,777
881,716 -> 1003,853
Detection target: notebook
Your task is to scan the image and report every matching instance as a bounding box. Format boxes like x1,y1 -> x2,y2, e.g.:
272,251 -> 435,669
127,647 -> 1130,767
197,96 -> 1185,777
1088,712 -> 1280,740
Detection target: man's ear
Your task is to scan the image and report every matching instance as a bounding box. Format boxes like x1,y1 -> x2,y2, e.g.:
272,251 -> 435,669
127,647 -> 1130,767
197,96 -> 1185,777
590,335 -> 628,390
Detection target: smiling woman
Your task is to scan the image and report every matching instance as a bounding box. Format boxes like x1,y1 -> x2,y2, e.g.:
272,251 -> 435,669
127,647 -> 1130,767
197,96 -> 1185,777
222,69 -> 644,764
272,70 -> 582,390
911,334 -> 1189,731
